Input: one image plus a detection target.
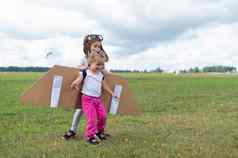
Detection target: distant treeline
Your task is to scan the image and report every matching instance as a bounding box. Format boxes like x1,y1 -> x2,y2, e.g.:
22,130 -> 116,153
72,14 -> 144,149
180,66 -> 237,73
0,66 -> 163,73
0,66 -> 236,73
111,67 -> 163,73
0,66 -> 49,72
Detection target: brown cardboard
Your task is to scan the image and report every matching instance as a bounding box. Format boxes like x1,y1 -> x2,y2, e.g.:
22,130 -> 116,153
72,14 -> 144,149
20,65 -> 141,115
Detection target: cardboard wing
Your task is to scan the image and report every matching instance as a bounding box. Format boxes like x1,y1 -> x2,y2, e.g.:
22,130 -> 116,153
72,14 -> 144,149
20,65 -> 141,115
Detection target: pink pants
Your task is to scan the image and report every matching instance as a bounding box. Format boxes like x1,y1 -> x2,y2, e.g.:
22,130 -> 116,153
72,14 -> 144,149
81,95 -> 107,139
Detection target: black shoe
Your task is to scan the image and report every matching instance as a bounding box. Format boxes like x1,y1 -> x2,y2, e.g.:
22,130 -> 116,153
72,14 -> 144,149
87,137 -> 99,145
62,130 -> 76,140
96,132 -> 107,140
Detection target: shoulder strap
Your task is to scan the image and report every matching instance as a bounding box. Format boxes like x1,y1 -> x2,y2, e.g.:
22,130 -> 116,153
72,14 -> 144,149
83,69 -> 87,80
80,69 -> 87,80
101,71 -> 105,80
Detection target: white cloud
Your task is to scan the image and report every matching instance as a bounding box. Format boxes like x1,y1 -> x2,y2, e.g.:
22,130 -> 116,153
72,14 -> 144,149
111,22 -> 238,71
0,0 -> 238,70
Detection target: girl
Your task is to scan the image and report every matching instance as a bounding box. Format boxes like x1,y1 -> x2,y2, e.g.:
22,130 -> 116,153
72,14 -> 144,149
63,34 -> 109,140
71,52 -> 116,144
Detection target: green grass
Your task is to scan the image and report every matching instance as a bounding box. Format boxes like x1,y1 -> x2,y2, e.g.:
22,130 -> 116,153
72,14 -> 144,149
1,72 -> 238,158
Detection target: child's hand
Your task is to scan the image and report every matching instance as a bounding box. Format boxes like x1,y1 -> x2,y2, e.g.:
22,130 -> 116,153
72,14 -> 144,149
91,48 -> 100,54
112,93 -> 119,99
70,80 -> 80,91
98,50 -> 106,58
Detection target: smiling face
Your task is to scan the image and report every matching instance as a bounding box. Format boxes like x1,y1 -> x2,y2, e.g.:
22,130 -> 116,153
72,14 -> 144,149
90,59 -> 105,72
88,52 -> 105,72
90,41 -> 102,54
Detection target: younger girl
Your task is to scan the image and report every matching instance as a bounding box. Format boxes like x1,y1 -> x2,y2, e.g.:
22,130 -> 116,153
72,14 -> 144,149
71,52 -> 116,144
63,34 -> 109,140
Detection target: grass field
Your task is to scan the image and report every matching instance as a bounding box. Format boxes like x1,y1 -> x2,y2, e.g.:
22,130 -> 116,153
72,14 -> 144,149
1,72 -> 238,158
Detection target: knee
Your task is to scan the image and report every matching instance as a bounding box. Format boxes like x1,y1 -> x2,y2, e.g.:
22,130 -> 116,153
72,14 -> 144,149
99,112 -> 107,121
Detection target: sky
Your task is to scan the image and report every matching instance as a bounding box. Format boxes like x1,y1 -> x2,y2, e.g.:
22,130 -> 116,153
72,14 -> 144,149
0,0 -> 237,71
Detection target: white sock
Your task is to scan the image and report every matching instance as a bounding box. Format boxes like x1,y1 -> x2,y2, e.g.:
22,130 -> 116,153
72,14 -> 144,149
70,109 -> 83,132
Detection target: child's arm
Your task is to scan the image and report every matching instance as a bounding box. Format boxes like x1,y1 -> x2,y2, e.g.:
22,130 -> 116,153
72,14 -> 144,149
78,64 -> 88,70
102,79 -> 117,97
70,73 -> 83,91
78,57 -> 88,70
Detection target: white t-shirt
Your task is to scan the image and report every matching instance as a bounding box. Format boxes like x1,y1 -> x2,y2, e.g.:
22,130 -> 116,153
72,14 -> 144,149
79,56 -> 88,68
80,69 -> 104,97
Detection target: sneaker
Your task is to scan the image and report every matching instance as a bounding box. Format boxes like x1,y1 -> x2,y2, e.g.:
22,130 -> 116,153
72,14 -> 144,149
96,132 -> 107,140
87,137 -> 99,145
62,130 -> 76,140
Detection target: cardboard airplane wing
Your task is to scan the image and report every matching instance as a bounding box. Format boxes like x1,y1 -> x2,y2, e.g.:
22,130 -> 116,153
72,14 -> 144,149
20,65 -> 141,115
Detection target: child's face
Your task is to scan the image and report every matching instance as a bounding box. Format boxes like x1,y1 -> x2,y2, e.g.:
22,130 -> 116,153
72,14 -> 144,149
90,59 -> 105,72
90,41 -> 102,54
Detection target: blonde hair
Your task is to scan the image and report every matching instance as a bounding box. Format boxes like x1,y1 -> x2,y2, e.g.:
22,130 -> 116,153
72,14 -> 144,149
87,52 -> 105,65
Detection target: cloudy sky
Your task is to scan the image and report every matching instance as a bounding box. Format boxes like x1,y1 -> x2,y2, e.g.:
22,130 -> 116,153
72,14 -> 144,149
0,0 -> 237,71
